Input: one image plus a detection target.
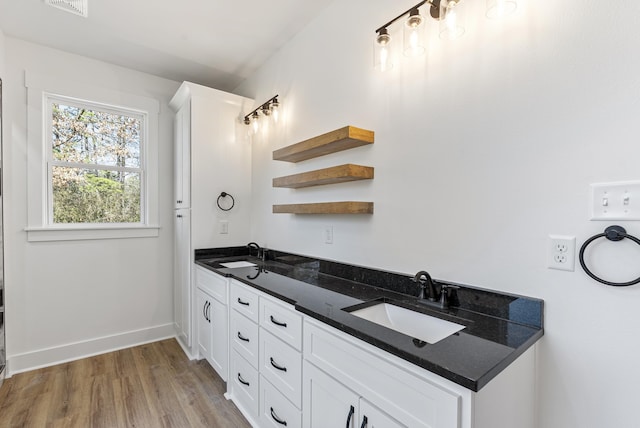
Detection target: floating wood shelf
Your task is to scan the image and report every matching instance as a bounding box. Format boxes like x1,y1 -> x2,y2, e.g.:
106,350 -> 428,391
273,202 -> 374,215
273,126 -> 374,163
273,164 -> 374,189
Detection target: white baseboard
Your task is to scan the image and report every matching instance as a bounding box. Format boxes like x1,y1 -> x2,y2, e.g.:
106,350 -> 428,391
7,323 -> 176,377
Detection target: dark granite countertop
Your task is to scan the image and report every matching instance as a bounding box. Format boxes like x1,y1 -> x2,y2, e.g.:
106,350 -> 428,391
195,247 -> 544,392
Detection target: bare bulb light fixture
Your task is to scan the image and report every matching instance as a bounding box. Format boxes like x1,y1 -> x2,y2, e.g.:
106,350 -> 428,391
403,8 -> 426,57
243,95 -> 280,136
373,0 -> 518,71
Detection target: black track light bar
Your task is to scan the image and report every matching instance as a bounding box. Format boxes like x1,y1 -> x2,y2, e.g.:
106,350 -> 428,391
375,0 -> 443,34
244,95 -> 279,125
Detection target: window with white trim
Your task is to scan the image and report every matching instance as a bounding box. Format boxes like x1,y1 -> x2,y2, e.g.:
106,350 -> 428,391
47,96 -> 146,225
26,71 -> 160,241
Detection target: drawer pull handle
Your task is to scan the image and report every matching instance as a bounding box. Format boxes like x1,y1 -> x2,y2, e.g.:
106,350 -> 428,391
237,298 -> 250,306
361,415 -> 368,428
270,407 -> 288,426
346,405 -> 355,428
270,315 -> 287,327
237,332 -> 250,342
237,373 -> 250,387
270,357 -> 287,372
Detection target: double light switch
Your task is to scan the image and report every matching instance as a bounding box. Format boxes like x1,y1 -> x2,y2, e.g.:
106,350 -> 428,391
590,181 -> 640,221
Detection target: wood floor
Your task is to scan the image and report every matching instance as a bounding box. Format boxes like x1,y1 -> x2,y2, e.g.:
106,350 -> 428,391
0,339 -> 251,428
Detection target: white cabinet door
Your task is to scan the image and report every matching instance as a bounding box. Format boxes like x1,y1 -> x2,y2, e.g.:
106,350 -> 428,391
304,362 -> 359,428
210,297 -> 228,382
174,100 -> 190,209
173,209 -> 191,347
196,288 -> 211,361
359,398 -> 406,428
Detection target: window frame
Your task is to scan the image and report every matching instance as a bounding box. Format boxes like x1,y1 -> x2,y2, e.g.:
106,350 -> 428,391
45,95 -> 147,227
25,71 -> 160,242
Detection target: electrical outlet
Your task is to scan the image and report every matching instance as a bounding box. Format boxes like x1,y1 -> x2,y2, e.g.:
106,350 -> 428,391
548,235 -> 576,271
219,220 -> 229,234
324,226 -> 333,244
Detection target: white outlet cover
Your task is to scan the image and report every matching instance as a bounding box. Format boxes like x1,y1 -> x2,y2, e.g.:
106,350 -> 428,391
548,235 -> 576,271
590,181 -> 640,221
324,226 -> 333,244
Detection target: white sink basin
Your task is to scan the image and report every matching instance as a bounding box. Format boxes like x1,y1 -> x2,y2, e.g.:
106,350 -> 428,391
220,261 -> 257,268
349,303 -> 465,344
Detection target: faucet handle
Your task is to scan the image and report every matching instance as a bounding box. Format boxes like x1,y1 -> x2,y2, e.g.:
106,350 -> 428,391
439,284 -> 460,309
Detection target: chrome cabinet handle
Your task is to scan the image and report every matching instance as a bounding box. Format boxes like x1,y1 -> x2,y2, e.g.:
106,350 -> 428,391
270,407 -> 288,426
270,315 -> 287,327
270,357 -> 287,372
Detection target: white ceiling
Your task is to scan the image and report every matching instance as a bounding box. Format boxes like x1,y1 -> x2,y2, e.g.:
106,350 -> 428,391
0,0 -> 334,91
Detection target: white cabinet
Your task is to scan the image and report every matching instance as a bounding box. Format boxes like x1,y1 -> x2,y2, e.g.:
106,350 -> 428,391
228,281 -> 261,425
303,362 -> 403,428
210,298 -> 229,380
304,362 -> 360,428
173,209 -> 191,348
227,280 -> 303,428
169,82 -> 253,358
303,317 -> 536,428
196,287 -> 212,360
195,266 -> 229,381
173,99 -> 190,209
359,398 -> 406,428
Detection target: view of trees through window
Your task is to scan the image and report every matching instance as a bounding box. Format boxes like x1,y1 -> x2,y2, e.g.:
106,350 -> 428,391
51,101 -> 143,224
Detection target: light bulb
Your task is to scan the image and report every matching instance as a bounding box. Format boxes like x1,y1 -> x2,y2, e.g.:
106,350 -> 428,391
440,0 -> 466,40
374,29 -> 393,72
251,112 -> 260,134
271,99 -> 280,123
486,0 -> 517,19
403,9 -> 425,57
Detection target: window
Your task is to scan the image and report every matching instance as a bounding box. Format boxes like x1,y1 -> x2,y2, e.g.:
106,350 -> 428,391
48,97 -> 145,225
26,71 -> 160,241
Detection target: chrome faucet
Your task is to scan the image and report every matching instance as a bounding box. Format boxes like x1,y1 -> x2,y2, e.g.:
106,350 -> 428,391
413,270 -> 437,302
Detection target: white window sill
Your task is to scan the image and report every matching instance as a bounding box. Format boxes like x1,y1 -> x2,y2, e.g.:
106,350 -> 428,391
25,225 -> 160,242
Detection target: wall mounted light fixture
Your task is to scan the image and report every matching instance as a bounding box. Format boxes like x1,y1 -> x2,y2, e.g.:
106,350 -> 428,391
243,95 -> 280,135
374,0 -> 517,70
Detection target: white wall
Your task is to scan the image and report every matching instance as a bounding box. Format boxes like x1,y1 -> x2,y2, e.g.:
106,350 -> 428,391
4,38 -> 179,372
237,1 -> 640,427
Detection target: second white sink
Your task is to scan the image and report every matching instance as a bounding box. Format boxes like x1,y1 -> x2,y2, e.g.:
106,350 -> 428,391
349,302 -> 465,344
220,261 -> 257,268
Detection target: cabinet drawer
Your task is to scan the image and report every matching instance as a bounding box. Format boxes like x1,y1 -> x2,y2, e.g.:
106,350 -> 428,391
195,266 -> 227,303
260,297 -> 303,351
230,350 -> 259,422
260,375 -> 302,428
260,328 -> 302,409
231,309 -> 259,369
231,280 -> 259,323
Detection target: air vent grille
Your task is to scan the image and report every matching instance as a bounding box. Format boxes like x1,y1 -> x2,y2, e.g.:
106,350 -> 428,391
45,0 -> 88,17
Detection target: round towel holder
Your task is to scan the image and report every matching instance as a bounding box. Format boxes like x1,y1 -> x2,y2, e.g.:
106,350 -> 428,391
579,225 -> 640,287
216,192 -> 235,211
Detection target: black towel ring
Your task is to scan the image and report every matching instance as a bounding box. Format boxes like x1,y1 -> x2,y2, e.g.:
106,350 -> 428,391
578,225 -> 640,287
216,192 -> 235,211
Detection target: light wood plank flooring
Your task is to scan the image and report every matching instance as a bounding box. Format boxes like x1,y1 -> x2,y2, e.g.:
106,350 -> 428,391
0,339 -> 251,428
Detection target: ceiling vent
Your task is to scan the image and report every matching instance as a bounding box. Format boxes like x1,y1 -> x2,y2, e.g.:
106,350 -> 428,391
45,0 -> 88,18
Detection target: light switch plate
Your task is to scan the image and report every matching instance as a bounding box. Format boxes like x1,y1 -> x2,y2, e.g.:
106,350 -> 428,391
590,181 -> 640,221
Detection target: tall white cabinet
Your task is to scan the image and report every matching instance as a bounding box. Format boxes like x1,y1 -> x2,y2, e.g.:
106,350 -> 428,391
169,82 -> 253,359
